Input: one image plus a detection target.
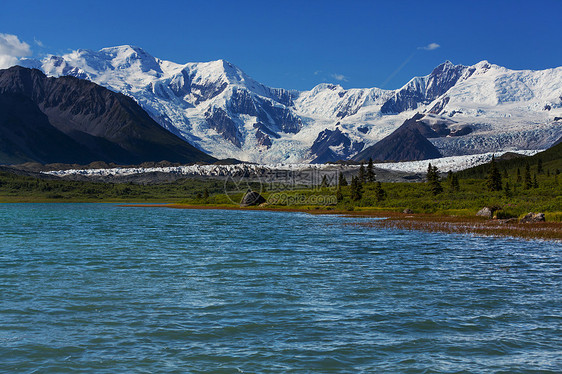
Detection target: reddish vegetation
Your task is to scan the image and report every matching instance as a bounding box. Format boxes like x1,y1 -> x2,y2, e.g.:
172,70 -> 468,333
120,204 -> 562,241
353,215 -> 562,241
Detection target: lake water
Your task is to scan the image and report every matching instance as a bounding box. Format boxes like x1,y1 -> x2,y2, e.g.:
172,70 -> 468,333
0,204 -> 561,373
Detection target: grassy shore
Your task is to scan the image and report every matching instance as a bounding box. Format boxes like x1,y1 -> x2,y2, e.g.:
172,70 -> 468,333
2,165 -> 561,241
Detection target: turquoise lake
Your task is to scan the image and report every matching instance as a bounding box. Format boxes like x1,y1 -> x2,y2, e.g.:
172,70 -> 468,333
0,203 -> 561,373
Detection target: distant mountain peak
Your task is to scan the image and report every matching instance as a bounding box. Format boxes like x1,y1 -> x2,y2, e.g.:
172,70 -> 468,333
99,44 -> 148,55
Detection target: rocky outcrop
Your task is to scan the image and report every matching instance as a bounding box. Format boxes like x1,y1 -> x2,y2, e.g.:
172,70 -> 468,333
381,61 -> 471,114
256,97 -> 302,134
240,190 -> 266,207
520,212 -> 546,223
310,127 -> 364,164
255,129 -> 272,148
205,107 -> 242,148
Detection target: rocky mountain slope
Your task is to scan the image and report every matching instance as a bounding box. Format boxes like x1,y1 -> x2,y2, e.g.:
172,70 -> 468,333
0,66 -> 216,165
20,46 -> 562,163
352,114 -> 442,162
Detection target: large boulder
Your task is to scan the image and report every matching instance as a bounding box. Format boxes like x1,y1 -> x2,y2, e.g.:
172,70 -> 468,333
520,212 -> 546,223
240,190 -> 266,207
476,207 -> 494,218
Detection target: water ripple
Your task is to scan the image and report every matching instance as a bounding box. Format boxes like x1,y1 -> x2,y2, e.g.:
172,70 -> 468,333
0,204 -> 560,373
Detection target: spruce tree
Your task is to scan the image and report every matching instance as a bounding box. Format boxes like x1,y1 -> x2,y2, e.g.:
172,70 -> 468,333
427,163 -> 434,182
486,156 -> 502,192
366,158 -> 376,183
427,163 -> 443,195
516,168 -> 521,183
374,181 -> 386,202
203,188 -> 209,199
432,165 -> 443,195
358,163 -> 366,183
524,163 -> 532,189
533,174 -> 538,189
537,158 -> 543,174
350,176 -> 363,201
350,176 -> 357,200
338,172 -> 348,187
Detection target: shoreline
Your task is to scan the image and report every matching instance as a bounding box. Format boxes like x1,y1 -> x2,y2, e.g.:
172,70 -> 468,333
120,203 -> 562,242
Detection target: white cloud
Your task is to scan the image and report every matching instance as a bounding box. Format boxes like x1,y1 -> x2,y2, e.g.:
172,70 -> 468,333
0,33 -> 31,69
418,42 -> 440,51
34,37 -> 44,48
331,73 -> 348,82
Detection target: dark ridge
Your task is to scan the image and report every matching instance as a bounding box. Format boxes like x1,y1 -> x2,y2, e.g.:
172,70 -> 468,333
0,66 -> 216,165
0,92 -> 99,164
352,113 -> 442,162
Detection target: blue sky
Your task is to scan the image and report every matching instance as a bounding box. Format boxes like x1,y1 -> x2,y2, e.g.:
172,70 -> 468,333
1,0 -> 560,90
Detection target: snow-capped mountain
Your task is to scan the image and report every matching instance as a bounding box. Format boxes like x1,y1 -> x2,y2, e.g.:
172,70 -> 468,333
20,46 -> 562,163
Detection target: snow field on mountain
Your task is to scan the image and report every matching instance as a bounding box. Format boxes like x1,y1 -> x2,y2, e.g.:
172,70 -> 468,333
20,46 -> 562,163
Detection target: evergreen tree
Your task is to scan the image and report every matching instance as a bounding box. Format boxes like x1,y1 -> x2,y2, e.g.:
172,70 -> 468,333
203,187 -> 209,199
358,163 -> 366,183
486,156 -> 502,191
338,172 -> 348,187
516,168 -> 522,183
374,181 -> 386,202
427,163 -> 434,181
502,168 -> 508,179
537,158 -> 543,174
426,163 -> 443,195
350,176 -> 357,200
533,174 -> 538,189
366,158 -> 376,183
524,163 -> 532,189
350,176 -> 363,201
504,181 -> 512,198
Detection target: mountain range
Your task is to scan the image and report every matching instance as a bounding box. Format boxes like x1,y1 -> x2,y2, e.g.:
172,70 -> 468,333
15,45 -> 562,164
